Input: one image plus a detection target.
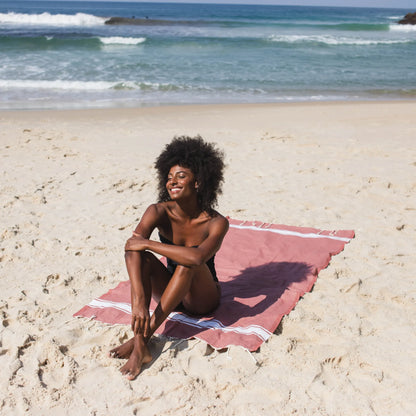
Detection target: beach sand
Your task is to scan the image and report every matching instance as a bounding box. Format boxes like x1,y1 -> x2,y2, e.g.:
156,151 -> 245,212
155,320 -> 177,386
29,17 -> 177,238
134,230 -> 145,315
1,101 -> 415,415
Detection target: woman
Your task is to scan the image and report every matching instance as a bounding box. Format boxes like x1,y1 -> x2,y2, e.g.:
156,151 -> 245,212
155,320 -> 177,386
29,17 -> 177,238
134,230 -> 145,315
109,136 -> 229,380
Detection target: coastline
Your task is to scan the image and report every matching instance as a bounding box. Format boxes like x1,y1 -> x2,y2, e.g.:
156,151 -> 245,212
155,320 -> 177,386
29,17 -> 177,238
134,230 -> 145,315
2,98 -> 416,115
1,100 -> 415,415
3,98 -> 416,115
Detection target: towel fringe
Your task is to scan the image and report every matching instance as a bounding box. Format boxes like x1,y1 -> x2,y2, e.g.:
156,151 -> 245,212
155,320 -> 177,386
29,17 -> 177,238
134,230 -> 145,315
244,347 -> 259,365
220,345 -> 258,365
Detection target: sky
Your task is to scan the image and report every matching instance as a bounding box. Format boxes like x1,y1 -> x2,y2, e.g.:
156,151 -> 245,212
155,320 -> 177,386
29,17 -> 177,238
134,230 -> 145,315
100,0 -> 416,9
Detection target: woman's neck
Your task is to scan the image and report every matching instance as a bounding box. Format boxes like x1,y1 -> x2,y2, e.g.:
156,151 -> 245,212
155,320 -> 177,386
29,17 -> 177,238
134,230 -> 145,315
172,198 -> 203,220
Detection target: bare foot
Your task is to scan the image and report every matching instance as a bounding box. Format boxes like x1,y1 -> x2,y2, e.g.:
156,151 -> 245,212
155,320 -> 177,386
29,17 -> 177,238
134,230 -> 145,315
120,337 -> 152,380
108,337 -> 134,359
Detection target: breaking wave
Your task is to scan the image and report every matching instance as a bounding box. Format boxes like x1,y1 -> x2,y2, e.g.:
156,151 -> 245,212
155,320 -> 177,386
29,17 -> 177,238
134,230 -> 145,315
99,37 -> 146,45
0,12 -> 105,26
0,79 -> 185,91
268,34 -> 413,45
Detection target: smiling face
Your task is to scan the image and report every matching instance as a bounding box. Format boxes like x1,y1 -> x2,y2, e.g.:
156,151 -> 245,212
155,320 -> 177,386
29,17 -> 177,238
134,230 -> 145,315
166,165 -> 198,201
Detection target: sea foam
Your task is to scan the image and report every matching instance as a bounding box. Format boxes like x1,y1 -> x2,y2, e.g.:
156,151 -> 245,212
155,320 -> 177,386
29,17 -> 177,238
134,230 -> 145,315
99,37 -> 146,45
389,24 -> 416,32
0,79 -> 113,90
0,12 -> 105,26
0,79 -> 180,92
268,34 -> 412,45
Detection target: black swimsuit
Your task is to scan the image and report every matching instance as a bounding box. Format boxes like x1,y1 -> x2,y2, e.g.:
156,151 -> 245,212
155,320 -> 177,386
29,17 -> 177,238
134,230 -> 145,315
159,233 -> 218,282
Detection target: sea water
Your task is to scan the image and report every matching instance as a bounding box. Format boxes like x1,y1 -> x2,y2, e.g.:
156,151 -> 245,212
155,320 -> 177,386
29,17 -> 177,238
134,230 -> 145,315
0,1 -> 415,109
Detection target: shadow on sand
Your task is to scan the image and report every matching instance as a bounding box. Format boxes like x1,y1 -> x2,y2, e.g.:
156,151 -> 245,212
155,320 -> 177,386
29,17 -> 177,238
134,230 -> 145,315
163,261 -> 315,339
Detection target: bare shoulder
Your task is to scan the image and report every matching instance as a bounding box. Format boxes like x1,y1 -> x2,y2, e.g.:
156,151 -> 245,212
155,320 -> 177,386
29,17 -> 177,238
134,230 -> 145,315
150,202 -> 173,230
137,202 -> 169,229
150,202 -> 168,216
208,211 -> 229,234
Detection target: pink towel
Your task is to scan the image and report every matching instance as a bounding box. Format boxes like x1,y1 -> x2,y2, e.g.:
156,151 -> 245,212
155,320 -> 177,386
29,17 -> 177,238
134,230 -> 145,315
74,219 -> 354,351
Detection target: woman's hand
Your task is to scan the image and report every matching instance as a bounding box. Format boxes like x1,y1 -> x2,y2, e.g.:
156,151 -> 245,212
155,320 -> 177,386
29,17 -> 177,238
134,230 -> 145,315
131,301 -> 150,337
125,232 -> 148,252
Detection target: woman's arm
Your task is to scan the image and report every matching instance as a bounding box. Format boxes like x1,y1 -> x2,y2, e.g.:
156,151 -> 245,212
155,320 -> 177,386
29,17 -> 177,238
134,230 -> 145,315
125,215 -> 229,268
130,203 -> 165,239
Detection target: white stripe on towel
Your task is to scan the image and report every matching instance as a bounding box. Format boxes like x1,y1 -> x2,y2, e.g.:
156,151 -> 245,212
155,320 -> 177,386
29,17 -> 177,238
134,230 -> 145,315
87,298 -> 271,341
230,223 -> 352,242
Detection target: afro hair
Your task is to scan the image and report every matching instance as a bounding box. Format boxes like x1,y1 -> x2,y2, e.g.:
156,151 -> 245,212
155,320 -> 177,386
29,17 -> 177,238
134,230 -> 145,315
154,136 -> 225,213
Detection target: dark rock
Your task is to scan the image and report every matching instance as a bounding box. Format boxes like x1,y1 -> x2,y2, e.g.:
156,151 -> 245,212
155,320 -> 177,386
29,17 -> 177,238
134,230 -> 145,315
105,17 -> 176,26
104,16 -> 197,26
105,17 -> 143,25
398,12 -> 416,25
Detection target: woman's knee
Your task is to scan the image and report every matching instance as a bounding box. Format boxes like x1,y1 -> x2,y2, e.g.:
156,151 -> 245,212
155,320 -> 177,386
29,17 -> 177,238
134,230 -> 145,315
173,264 -> 194,279
124,250 -> 153,264
125,250 -> 138,262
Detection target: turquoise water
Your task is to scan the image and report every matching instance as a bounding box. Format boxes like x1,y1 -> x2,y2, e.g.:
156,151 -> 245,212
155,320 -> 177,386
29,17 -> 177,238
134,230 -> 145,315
0,1 -> 415,109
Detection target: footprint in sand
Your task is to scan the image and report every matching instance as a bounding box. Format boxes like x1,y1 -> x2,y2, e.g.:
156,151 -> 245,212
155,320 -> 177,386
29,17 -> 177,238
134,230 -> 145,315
34,338 -> 78,390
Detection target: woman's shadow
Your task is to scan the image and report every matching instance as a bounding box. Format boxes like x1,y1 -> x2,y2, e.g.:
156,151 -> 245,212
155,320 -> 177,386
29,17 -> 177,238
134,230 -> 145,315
163,261 -> 315,336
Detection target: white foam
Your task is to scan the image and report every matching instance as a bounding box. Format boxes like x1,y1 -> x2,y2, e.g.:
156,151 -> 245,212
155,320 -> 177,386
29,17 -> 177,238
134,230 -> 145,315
99,37 -> 146,45
0,12 -> 105,26
113,81 -> 178,91
0,79 -> 114,90
389,24 -> 416,32
268,34 -> 411,45
0,79 -> 177,92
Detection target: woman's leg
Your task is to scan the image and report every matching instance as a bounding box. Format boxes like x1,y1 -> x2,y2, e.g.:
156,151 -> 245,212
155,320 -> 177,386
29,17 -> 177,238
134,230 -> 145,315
109,250 -> 172,359
113,252 -> 221,380
152,263 -> 220,320
120,263 -> 220,380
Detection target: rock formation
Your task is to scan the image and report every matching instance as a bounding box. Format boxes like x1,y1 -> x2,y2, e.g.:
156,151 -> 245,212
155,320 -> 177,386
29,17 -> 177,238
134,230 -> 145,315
398,12 -> 416,25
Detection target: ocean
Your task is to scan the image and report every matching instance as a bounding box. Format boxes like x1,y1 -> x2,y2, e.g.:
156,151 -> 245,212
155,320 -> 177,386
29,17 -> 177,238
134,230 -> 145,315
0,1 -> 415,110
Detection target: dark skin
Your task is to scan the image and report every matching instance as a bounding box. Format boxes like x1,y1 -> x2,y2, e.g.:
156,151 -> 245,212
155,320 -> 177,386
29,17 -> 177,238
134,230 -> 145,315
109,165 -> 229,380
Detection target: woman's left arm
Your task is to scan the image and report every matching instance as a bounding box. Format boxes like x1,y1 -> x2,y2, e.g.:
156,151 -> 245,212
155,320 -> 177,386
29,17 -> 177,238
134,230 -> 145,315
125,216 -> 229,268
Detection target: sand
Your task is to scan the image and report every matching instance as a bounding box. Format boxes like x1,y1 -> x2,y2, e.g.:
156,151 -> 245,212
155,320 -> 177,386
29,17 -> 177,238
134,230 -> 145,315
0,101 -> 415,415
